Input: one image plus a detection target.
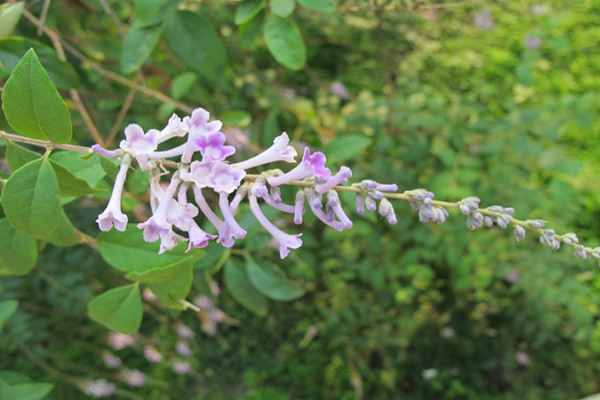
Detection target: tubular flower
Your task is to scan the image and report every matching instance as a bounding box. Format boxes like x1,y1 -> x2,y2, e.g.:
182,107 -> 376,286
267,147 -> 331,187
92,106 -> 599,265
248,192 -> 302,259
96,155 -> 131,232
119,124 -> 159,170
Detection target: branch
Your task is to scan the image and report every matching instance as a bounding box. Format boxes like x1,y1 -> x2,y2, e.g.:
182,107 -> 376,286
2,128 -> 593,263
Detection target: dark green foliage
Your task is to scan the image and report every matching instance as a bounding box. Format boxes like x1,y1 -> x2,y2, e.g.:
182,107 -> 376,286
0,0 -> 599,399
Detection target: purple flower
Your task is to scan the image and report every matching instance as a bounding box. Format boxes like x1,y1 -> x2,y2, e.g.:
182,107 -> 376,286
268,147 -> 331,187
172,360 -> 191,375
193,186 -> 234,248
210,162 -> 246,194
330,81 -> 349,98
187,223 -> 215,251
157,113 -> 188,143
176,341 -> 193,357
119,124 -> 159,169
525,35 -> 541,50
219,192 -> 247,239
144,345 -> 162,363
81,379 -> 116,398
122,370 -> 146,387
181,108 -> 224,163
315,166 -> 352,194
195,132 -> 235,162
248,192 -> 302,259
233,132 -> 297,170
327,191 -> 353,229
102,352 -> 122,369
175,323 -> 195,339
180,160 -> 215,188
515,351 -> 530,366
306,190 -> 346,231
107,332 -> 135,350
514,225 -> 526,241
531,4 -> 549,15
96,156 -> 130,232
137,176 -> 186,253
378,198 -> 397,225
92,144 -> 119,158
474,10 -> 494,30
294,190 -> 305,224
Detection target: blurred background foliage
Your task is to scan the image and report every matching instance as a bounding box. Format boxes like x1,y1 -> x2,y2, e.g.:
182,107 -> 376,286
1,0 -> 600,398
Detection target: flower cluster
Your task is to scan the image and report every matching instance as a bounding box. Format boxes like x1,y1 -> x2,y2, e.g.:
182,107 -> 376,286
94,107 -> 395,259
93,107 -> 600,266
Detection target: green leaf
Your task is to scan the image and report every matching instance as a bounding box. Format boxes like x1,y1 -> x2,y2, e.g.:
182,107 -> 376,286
322,134 -> 372,164
165,11 -> 228,81
5,141 -> 39,171
44,210 -> 83,247
1,49 -> 72,143
50,152 -> 106,188
224,259 -> 268,316
297,0 -> 334,13
121,22 -> 164,74
0,37 -> 80,89
221,110 -> 252,127
263,16 -> 306,70
98,224 -> 197,273
270,0 -> 295,17
235,0 -> 265,25
246,259 -> 305,301
135,0 -> 181,28
127,260 -> 194,310
0,2 -> 24,38
51,161 -> 100,197
0,382 -> 53,400
1,158 -> 62,239
99,156 -> 119,179
0,300 -> 18,330
170,72 -> 197,100
0,219 -> 37,276
88,284 -> 143,334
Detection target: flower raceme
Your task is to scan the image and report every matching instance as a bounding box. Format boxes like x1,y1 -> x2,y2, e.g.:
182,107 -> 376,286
93,107 -> 600,264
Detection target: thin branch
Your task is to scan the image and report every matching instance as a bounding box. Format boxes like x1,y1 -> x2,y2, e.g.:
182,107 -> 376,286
36,0 -> 52,35
106,88 -> 137,146
69,89 -> 106,147
19,8 -> 106,146
0,130 -> 92,153
20,8 -> 194,114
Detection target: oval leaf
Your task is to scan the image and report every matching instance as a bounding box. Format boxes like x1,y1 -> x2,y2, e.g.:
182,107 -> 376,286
263,16 -> 306,70
98,224 -> 196,273
0,219 -> 37,276
235,0 -> 265,25
165,11 -> 228,81
0,2 -> 24,38
1,49 -> 72,143
121,22 -> 164,74
297,0 -> 335,13
127,260 -> 194,310
0,299 -> 18,330
1,157 -> 62,239
5,141 -> 39,171
224,259 -> 268,316
88,284 -> 142,334
270,0 -> 295,17
44,210 -> 83,247
135,0 -> 181,28
0,382 -> 53,400
246,259 -> 305,301
322,134 -> 372,163
0,37 -> 80,89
